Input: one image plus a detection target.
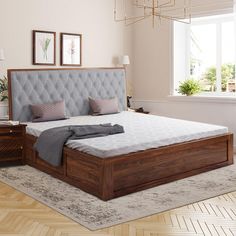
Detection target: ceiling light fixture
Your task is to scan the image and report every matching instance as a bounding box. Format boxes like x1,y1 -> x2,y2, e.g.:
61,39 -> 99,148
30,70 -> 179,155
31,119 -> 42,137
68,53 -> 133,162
114,0 -> 191,27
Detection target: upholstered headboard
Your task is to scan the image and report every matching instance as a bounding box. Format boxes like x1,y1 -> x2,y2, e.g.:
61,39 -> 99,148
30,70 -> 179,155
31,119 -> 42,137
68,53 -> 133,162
8,68 -> 126,122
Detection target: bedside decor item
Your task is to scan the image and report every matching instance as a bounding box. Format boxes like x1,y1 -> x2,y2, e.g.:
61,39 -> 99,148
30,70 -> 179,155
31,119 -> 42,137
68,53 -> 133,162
121,55 -> 130,67
0,120 -> 19,125
60,33 -> 82,66
135,107 -> 149,114
0,51 -> 8,118
0,76 -> 8,118
33,30 -> 56,65
0,76 -> 8,102
127,95 -> 132,108
178,79 -> 202,96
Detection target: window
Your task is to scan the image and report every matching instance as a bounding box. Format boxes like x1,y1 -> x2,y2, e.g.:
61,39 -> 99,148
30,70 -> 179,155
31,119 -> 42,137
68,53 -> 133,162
173,14 -> 236,96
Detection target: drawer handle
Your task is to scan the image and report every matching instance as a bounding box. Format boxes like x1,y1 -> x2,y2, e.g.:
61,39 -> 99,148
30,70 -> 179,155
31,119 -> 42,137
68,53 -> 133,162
9,130 -> 13,133
20,146 -> 23,150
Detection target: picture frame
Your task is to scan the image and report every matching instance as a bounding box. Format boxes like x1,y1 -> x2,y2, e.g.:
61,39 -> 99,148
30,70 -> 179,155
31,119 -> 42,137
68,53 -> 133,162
60,33 -> 82,66
33,30 -> 56,65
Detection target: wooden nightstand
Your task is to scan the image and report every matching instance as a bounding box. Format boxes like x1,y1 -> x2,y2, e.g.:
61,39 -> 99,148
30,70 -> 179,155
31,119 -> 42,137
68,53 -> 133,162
0,124 -> 27,166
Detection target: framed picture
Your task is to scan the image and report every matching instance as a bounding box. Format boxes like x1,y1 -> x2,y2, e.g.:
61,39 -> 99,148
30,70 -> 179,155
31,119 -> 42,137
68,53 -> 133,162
60,33 -> 82,66
33,30 -> 56,65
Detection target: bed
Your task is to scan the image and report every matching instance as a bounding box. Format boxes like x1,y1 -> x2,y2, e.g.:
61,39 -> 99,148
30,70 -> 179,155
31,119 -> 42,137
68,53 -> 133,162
8,68 -> 233,200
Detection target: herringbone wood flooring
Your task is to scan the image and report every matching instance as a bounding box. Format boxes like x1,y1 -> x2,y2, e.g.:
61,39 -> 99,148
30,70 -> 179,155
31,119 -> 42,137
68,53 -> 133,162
0,181 -> 236,236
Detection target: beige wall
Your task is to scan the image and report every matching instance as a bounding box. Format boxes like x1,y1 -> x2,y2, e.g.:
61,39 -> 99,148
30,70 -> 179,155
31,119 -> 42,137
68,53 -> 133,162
133,19 -> 172,100
0,0 -> 130,76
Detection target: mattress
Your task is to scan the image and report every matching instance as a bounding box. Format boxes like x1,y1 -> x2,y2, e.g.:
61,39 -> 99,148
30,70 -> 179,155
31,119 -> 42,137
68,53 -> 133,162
25,111 -> 228,158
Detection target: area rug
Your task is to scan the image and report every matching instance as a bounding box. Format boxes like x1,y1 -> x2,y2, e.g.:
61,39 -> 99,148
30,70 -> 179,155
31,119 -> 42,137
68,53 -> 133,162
0,160 -> 236,230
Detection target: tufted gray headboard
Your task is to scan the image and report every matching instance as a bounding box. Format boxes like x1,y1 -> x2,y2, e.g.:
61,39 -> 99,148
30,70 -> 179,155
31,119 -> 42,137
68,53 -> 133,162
8,68 -> 126,122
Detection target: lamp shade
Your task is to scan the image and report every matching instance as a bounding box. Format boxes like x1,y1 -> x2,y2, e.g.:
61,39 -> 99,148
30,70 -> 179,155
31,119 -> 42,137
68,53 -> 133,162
0,49 -> 5,61
121,55 -> 130,65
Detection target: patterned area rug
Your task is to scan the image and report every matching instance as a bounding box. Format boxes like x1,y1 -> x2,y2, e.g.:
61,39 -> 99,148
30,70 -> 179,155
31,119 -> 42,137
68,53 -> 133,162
0,161 -> 236,230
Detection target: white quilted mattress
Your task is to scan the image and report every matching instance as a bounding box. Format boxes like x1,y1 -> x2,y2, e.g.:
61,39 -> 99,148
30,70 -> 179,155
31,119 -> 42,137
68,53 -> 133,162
25,111 -> 228,158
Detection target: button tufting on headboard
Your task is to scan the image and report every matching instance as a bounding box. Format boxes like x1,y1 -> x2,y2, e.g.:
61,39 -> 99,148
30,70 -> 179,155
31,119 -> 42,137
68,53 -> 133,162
9,68 -> 126,122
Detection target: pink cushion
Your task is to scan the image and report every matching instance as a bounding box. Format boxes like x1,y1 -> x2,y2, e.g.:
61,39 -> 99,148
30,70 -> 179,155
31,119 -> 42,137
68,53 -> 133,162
31,101 -> 66,122
89,97 -> 119,115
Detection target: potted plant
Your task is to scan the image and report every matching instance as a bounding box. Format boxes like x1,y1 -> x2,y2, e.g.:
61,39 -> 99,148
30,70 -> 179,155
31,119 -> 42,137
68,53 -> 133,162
0,76 -> 8,117
178,79 -> 202,96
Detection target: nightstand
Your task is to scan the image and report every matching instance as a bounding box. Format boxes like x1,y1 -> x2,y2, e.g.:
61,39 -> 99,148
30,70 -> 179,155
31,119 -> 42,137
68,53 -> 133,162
0,124 -> 27,166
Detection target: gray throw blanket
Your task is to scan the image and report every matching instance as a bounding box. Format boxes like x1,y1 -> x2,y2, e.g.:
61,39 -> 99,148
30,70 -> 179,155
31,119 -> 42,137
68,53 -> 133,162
34,124 -> 124,167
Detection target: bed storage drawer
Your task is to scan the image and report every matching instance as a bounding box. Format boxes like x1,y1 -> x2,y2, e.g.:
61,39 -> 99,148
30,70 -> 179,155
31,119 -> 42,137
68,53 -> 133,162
67,156 -> 99,182
66,151 -> 101,194
113,137 -> 228,192
36,156 -> 64,175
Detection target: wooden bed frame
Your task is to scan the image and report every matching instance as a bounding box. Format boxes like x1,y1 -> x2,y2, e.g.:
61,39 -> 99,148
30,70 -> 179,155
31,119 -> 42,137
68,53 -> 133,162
24,132 -> 233,200
8,68 -> 234,201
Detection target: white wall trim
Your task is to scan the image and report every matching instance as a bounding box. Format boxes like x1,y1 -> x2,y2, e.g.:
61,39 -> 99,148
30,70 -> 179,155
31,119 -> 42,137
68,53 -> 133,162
132,99 -> 168,105
133,95 -> 236,105
168,96 -> 236,104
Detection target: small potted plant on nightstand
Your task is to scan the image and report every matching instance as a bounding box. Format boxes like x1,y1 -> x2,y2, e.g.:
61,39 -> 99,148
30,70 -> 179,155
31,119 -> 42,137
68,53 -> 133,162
0,76 -> 8,118
178,79 -> 202,96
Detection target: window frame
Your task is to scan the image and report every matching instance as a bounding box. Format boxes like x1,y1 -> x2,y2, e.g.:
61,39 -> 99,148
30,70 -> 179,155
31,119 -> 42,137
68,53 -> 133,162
172,14 -> 236,98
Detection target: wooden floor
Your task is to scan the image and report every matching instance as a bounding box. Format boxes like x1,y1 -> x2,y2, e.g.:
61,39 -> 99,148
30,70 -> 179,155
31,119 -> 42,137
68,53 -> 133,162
0,181 -> 236,236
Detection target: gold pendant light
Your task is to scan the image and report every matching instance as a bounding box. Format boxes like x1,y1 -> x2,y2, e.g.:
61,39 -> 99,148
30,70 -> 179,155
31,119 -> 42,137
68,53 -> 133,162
114,0 -> 192,27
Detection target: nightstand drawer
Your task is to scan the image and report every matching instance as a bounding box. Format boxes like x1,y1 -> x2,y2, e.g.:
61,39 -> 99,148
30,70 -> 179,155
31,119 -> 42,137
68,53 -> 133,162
0,139 -> 24,150
0,139 -> 23,161
0,126 -> 23,137
0,149 -> 23,160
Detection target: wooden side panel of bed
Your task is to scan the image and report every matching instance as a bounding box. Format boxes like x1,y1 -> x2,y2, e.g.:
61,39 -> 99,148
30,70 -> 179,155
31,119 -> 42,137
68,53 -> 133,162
25,133 -> 234,200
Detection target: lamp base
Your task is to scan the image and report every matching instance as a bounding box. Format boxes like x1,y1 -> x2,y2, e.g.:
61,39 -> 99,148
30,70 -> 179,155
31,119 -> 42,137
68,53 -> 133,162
127,96 -> 132,108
